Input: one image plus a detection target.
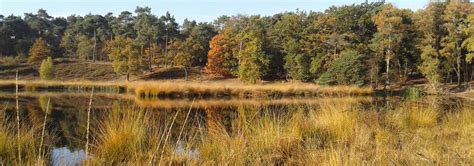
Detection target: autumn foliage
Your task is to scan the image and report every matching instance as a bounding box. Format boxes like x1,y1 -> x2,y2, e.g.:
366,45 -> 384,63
28,37 -> 51,63
206,34 -> 230,76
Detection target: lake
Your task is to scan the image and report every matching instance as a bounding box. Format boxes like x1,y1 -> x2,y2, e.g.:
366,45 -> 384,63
0,90 -> 472,165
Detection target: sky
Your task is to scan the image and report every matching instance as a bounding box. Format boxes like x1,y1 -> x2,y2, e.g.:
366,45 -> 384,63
1,0 -> 427,23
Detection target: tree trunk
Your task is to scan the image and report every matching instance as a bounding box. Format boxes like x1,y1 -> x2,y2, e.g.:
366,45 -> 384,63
165,36 -> 168,67
385,57 -> 390,90
457,56 -> 461,86
127,73 -> 130,81
446,72 -> 450,85
93,30 -> 97,63
184,66 -> 188,81
148,39 -> 152,72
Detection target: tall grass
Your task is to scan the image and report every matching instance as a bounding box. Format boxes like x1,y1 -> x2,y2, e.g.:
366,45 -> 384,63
196,101 -> 473,164
0,111 -> 51,165
0,80 -> 125,93
87,105 -> 200,165
132,81 -> 374,99
0,80 -> 374,99
1,96 -> 472,165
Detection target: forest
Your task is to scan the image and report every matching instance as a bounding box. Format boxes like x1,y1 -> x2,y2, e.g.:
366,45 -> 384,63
1,1 -> 473,91
2,1 -> 474,165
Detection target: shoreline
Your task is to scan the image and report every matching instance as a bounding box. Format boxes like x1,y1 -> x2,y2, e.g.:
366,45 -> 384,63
0,79 -> 375,99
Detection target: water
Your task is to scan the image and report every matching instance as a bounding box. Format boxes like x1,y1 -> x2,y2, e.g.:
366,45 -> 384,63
51,147 -> 85,166
0,91 -> 472,164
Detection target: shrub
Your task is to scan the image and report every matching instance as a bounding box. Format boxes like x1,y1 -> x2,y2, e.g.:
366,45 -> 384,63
316,50 -> 367,86
39,57 -> 54,80
402,87 -> 424,100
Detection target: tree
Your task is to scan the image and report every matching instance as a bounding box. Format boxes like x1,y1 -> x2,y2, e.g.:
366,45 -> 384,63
206,33 -> 237,76
28,37 -> 50,63
60,15 -> 83,57
39,56 -> 54,80
269,12 -> 311,81
441,1 -> 470,85
106,36 -> 141,81
76,35 -> 94,60
317,50 -> 366,86
134,6 -> 158,71
462,12 -> 474,82
186,22 -> 217,66
415,3 -> 447,90
238,33 -> 269,84
170,38 -> 202,81
463,14 -> 474,65
419,46 -> 442,90
0,15 -> 33,56
111,11 -> 136,38
81,14 -> 111,62
160,12 -> 179,66
371,4 -> 405,89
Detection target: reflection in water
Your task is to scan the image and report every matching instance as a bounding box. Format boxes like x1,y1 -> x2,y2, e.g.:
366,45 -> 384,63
52,147 -> 86,166
175,141 -> 198,160
0,92 -> 472,164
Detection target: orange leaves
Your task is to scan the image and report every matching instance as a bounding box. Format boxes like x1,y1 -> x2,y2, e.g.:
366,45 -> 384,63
206,34 -> 230,76
28,37 -> 50,63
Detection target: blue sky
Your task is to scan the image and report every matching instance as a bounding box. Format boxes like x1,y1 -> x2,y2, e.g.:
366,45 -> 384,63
1,0 -> 427,23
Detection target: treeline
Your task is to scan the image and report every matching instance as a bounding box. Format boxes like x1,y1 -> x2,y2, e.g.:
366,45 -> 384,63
1,1 -> 473,88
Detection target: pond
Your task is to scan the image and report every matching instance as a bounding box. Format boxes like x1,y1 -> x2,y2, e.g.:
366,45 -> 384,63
0,90 -> 472,165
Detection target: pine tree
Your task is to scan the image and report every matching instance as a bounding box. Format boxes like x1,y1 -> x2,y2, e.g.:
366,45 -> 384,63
28,37 -> 50,63
106,36 -> 141,81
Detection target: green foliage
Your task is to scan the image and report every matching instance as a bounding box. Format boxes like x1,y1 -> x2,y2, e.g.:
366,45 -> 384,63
419,46 -> 442,90
2,3 -> 474,86
317,50 -> 366,86
60,32 -> 77,56
171,38 -> 202,67
283,38 -> 313,81
238,34 -> 269,84
39,56 -> 54,80
463,14 -> 474,64
402,87 -> 424,100
106,36 -> 142,80
76,35 -> 94,60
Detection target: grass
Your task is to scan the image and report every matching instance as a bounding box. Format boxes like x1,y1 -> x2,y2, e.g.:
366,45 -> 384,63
195,101 -> 473,164
92,109 -> 149,163
0,80 -> 126,93
132,81 -> 374,99
86,106 -> 201,165
0,79 -> 374,99
1,96 -> 472,165
0,56 -> 26,66
0,109 -> 52,165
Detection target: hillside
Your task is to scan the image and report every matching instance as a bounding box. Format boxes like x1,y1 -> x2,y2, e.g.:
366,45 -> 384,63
0,59 -> 209,81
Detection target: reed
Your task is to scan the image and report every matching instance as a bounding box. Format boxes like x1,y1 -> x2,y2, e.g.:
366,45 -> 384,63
2,94 -> 471,165
196,102 -> 473,165
0,112 -> 51,165
0,80 -> 125,93
0,79 -> 374,99
88,105 -> 200,165
37,97 -> 50,163
131,81 -> 374,99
